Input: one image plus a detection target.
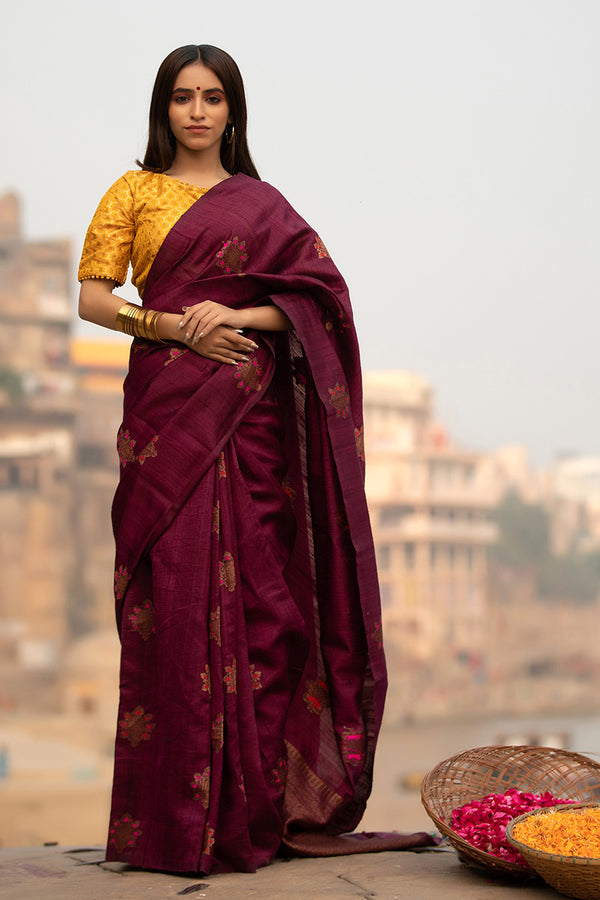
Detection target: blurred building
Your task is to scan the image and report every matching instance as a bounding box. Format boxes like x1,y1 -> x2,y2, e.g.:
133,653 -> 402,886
364,371 -> 497,664
549,456 -> 600,554
0,192 -> 75,711
0,192 -> 128,711
70,339 -> 128,635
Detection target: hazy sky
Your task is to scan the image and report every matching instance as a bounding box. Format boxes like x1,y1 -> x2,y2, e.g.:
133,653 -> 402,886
2,0 -> 599,464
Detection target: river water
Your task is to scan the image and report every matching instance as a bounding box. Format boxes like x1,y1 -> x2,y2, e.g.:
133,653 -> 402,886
361,711 -> 600,833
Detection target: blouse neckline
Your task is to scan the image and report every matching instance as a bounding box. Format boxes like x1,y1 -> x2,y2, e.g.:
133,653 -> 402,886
158,172 -> 234,194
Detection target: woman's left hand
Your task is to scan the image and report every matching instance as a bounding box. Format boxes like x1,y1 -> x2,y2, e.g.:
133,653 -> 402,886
178,301 -> 243,344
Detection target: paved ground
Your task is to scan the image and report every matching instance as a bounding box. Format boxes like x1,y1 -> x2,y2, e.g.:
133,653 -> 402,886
0,843 -> 564,900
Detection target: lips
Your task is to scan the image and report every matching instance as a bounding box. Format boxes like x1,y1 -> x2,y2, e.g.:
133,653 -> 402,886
186,126 -> 209,132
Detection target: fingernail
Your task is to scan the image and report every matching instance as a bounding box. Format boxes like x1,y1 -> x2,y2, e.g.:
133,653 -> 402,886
198,332 -> 204,338
249,341 -> 258,349
241,356 -> 249,362
185,332 -> 190,340
182,306 -> 188,311
178,321 -> 184,329
193,335 -> 200,344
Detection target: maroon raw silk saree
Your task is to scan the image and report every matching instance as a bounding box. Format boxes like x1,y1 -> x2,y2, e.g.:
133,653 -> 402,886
108,173 -> 434,873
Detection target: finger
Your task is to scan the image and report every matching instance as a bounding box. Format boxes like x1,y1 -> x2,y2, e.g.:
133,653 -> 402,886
178,303 -> 208,333
220,333 -> 258,352
212,355 -> 239,365
191,312 -> 225,344
184,315 -> 208,342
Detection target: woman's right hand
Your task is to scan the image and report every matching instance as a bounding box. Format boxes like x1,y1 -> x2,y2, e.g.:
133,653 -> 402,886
187,324 -> 258,365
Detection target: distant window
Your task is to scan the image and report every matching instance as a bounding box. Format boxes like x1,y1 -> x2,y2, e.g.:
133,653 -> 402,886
380,505 -> 413,527
377,545 -> 391,570
78,445 -> 107,468
0,463 -> 39,490
19,465 -> 38,489
404,542 -> 415,569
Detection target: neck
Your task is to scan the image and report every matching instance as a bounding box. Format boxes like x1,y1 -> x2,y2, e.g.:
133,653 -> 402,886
167,145 -> 230,188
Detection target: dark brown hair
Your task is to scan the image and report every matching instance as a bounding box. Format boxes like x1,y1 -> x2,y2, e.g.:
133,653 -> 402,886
138,45 -> 259,179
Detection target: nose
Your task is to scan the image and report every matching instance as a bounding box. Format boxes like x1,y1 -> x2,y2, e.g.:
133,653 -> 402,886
190,96 -> 205,120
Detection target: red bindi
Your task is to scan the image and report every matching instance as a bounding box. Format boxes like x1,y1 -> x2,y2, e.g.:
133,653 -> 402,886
196,86 -> 202,91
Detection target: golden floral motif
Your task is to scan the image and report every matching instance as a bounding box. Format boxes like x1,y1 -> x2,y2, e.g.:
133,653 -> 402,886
117,428 -> 159,467
303,678 -> 330,715
355,425 -> 365,461
191,767 -> 211,809
138,435 -> 158,465
249,664 -> 262,691
211,501 -> 220,535
211,714 -> 224,753
239,777 -> 247,802
219,552 -> 236,592
371,620 -> 383,650
114,565 -> 130,601
119,706 -> 155,748
164,346 -> 189,366
270,757 -> 288,794
128,600 -> 155,641
203,825 -> 216,856
341,726 -> 366,768
217,451 -> 227,479
209,608 -> 221,647
201,664 -> 211,694
235,358 -> 262,393
109,814 -> 142,853
215,236 -> 248,274
314,235 -> 330,259
117,429 -> 137,466
328,383 -> 350,418
224,659 -> 237,694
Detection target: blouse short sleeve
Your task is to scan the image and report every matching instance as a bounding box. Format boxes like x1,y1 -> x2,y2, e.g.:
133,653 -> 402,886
78,174 -> 135,286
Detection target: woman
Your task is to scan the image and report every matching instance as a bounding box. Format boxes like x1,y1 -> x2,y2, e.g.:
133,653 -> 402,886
79,44 -> 433,875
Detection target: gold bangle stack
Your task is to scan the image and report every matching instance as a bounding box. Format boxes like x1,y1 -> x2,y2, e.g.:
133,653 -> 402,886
115,303 -> 166,343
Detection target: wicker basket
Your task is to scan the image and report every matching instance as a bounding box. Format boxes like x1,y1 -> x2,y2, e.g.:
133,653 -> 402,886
506,803 -> 600,899
421,745 -> 600,878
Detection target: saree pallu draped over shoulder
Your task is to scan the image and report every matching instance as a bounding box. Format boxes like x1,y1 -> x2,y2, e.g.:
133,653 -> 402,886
109,173 -> 434,874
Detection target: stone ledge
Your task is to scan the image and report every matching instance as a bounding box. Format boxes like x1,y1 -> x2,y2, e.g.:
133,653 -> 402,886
0,843 -> 559,899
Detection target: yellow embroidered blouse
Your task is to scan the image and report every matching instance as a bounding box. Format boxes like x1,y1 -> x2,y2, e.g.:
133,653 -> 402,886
78,170 -> 208,297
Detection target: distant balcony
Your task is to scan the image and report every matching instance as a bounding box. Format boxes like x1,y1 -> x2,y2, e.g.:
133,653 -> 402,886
376,514 -> 498,545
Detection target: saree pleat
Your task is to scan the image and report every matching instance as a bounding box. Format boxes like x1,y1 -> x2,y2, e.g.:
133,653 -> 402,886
107,175 -> 435,873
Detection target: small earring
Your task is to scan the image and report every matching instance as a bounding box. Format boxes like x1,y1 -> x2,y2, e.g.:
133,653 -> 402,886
226,124 -> 235,145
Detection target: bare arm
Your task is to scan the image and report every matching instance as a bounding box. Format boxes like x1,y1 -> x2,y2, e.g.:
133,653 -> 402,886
178,300 -> 292,344
78,279 -> 260,364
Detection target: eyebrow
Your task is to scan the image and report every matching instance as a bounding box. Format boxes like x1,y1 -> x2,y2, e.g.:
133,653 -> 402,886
171,87 -> 225,95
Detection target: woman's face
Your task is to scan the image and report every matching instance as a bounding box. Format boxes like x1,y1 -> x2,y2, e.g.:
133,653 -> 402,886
168,62 -> 230,156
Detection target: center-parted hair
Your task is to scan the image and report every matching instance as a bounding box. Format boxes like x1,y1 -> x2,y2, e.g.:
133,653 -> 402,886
139,44 -> 259,179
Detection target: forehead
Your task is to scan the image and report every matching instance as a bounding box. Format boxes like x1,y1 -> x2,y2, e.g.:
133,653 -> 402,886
173,62 -> 224,92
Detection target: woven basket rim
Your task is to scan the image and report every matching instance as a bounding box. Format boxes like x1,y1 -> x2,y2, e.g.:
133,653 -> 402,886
506,801 -> 600,866
420,745 -> 600,876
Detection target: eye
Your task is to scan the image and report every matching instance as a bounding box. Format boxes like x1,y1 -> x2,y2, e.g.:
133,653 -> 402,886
206,95 -> 222,104
172,94 -> 190,104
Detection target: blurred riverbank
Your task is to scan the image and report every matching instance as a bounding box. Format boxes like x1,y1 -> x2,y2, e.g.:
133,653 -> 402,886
2,708 -> 599,847
362,710 -> 600,833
